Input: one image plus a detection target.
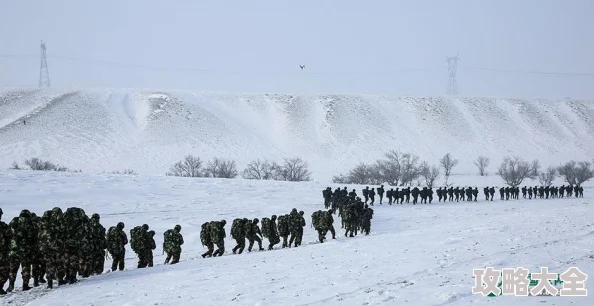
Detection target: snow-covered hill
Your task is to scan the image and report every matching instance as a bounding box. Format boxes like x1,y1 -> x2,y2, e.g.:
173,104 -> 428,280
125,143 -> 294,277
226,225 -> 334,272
1,88 -> 593,181
1,171 -> 592,305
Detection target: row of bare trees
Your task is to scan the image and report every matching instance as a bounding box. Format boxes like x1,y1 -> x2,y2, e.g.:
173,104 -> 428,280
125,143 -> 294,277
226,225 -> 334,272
496,156 -> 594,187
332,150 -> 454,188
332,151 -> 594,188
166,155 -> 312,182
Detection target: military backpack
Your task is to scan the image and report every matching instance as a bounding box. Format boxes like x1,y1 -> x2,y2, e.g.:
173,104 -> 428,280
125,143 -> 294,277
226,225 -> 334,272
129,226 -> 144,253
200,222 -> 211,245
261,218 -> 271,238
106,226 -> 123,254
230,219 -> 243,240
277,216 -> 289,236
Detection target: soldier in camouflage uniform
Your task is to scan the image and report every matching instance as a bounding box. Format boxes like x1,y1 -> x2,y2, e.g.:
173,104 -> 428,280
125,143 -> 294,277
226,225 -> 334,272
344,202 -> 358,237
38,209 -> 60,289
265,215 -> 280,250
131,224 -> 149,268
312,210 -> 328,243
164,224 -> 184,263
30,213 -> 46,286
8,210 -> 36,292
89,213 -> 106,275
211,220 -> 225,257
0,208 -> 13,295
246,218 -> 264,252
361,204 -> 374,235
144,230 -> 156,267
231,218 -> 246,254
277,215 -> 290,248
200,222 -> 214,258
78,214 -> 96,278
62,207 -> 88,284
289,210 -> 306,247
106,222 -> 128,271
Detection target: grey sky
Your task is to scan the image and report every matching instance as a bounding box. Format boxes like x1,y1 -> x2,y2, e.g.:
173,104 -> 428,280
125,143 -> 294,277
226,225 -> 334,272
1,0 -> 593,98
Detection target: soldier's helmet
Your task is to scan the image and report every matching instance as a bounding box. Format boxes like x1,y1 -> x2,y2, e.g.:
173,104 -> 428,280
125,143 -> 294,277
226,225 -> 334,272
271,215 -> 277,220
117,222 -> 125,229
221,220 -> 226,225
291,208 -> 297,213
381,185 -> 384,187
142,224 -> 149,230
174,224 -> 181,232
299,211 -> 304,215
91,213 -> 100,220
328,209 -> 333,214
366,186 -> 369,188
202,223 -> 208,228
20,209 -> 31,218
253,218 -> 259,223
243,218 -> 249,222
365,204 -> 369,208
148,230 -> 155,236
52,207 -> 63,215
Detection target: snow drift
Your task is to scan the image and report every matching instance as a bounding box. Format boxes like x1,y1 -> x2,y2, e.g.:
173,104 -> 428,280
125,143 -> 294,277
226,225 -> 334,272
1,88 -> 593,181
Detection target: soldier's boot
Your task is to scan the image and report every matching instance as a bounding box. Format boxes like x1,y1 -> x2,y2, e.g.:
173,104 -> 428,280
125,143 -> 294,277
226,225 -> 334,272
39,276 -> 47,283
7,279 -> 15,292
69,275 -> 78,284
0,288 -> 6,295
23,281 -> 31,291
34,276 -> 39,287
47,278 -> 53,289
268,244 -> 273,250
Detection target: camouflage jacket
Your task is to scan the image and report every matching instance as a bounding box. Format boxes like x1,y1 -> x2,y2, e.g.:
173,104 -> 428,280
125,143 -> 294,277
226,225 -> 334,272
10,216 -> 36,258
0,221 -> 13,262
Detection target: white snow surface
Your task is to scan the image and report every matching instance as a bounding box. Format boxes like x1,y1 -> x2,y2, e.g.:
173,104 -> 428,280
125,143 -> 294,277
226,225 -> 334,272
1,170 -> 593,306
1,88 -> 594,181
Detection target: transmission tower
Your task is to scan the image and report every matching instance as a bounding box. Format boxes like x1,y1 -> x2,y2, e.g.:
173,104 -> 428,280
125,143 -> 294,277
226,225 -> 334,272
39,40 -> 50,88
446,54 -> 459,95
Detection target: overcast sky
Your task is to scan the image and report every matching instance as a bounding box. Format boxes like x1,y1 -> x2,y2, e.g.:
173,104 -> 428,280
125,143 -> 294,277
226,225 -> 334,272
1,0 -> 593,98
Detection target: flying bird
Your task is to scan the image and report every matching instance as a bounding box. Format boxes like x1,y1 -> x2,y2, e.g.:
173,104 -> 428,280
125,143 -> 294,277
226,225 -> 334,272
299,65 -> 305,70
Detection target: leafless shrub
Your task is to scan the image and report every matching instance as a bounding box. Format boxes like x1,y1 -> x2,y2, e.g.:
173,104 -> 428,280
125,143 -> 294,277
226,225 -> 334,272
497,156 -> 539,187
24,158 -> 68,172
9,161 -> 21,170
440,153 -> 459,177
242,159 -> 279,180
474,156 -> 490,176
166,155 -> 204,177
204,158 -> 238,178
108,169 -> 138,175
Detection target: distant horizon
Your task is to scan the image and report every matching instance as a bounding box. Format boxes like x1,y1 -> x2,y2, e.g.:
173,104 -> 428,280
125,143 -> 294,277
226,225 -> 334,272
0,86 -> 591,100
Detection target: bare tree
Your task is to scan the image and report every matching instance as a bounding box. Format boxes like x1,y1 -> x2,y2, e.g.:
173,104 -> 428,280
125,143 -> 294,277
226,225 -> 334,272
420,162 -> 441,188
538,166 -> 556,187
400,153 -> 422,186
496,156 -> 539,187
558,161 -> 594,186
440,153 -> 459,177
166,155 -> 203,177
204,158 -> 238,178
531,159 -> 541,177
332,163 -> 376,184
474,156 -> 490,176
375,150 -> 403,186
242,159 -> 279,180
276,157 -> 312,182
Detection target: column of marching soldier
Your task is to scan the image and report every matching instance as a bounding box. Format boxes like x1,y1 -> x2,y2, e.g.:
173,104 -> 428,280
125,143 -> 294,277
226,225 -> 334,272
0,202 -> 374,294
323,184 -> 585,207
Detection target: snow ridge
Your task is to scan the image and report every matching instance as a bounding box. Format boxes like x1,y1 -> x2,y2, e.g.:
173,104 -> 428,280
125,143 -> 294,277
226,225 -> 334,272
0,88 -> 593,181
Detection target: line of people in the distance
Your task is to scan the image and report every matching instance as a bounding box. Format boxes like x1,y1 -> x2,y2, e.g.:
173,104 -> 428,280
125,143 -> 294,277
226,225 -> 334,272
323,184 -> 585,207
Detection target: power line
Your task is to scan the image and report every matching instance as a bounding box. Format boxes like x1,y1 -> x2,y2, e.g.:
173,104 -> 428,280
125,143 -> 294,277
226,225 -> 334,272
459,65 -> 594,77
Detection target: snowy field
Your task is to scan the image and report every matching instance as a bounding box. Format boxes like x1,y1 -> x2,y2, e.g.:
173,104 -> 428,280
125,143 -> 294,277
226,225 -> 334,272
1,88 -> 594,181
1,170 -> 593,306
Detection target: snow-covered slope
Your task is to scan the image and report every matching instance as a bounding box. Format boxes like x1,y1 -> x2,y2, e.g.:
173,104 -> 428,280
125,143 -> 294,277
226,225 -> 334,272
1,171 -> 592,305
1,88 -> 593,181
